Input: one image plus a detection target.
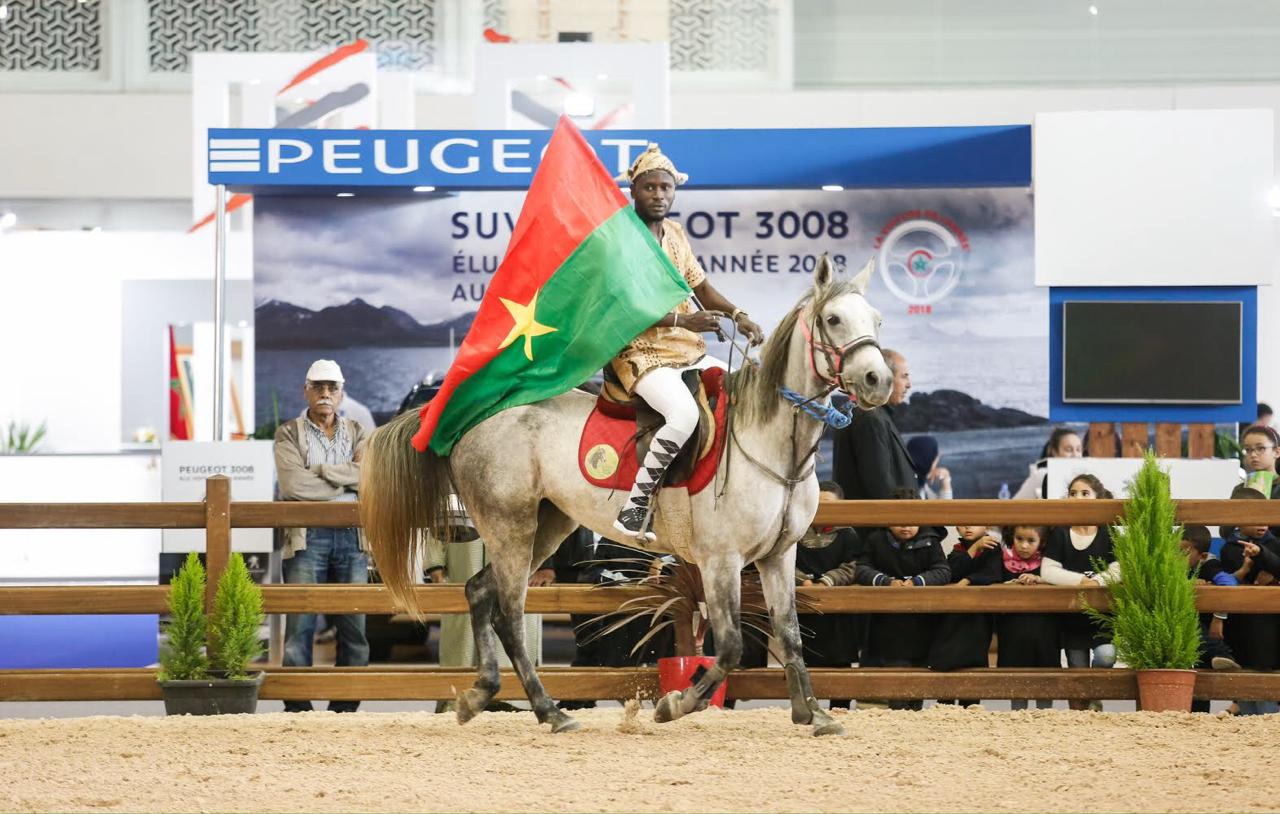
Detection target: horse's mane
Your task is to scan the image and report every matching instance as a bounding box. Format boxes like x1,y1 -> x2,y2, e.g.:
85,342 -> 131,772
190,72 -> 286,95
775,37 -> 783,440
728,280 -> 860,425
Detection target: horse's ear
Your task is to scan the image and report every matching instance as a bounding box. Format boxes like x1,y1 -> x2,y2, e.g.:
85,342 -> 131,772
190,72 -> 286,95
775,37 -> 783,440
814,253 -> 835,289
850,255 -> 875,295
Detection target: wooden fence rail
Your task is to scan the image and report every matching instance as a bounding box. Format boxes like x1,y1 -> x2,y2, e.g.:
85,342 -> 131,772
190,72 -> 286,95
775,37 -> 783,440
4,475 -> 1280,705
6,583 -> 1280,615
8,498 -> 1280,529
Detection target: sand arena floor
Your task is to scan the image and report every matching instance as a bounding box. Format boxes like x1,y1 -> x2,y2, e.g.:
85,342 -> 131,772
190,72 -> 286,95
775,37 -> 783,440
0,704 -> 1274,813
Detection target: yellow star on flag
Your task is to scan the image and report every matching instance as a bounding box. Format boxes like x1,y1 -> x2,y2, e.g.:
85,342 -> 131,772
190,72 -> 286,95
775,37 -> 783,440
497,287 -> 558,361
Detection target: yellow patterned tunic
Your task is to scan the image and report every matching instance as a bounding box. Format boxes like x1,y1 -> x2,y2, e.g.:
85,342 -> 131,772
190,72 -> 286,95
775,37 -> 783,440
609,219 -> 707,395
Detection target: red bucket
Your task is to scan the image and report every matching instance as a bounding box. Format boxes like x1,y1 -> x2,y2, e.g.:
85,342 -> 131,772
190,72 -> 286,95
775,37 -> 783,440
656,656 -> 728,709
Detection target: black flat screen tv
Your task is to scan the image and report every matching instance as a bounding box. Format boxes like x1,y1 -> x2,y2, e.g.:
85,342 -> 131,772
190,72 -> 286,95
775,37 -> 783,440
1061,301 -> 1242,404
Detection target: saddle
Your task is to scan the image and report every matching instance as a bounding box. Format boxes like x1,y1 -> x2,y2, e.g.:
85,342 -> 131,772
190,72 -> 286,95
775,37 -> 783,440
578,367 -> 728,495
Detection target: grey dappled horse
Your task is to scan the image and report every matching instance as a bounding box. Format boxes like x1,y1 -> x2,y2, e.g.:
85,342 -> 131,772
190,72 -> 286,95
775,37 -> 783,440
361,255 -> 892,735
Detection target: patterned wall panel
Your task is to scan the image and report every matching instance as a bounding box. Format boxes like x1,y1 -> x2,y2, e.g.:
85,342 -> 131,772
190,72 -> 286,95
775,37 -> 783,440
0,0 -> 102,71
147,0 -> 437,73
669,0 -> 771,71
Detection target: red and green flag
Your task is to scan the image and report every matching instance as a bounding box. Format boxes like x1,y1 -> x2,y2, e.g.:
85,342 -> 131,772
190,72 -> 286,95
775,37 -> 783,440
411,117 -> 692,455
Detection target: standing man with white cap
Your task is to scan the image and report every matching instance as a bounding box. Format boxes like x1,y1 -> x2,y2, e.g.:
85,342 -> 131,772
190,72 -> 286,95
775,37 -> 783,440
273,359 -> 370,712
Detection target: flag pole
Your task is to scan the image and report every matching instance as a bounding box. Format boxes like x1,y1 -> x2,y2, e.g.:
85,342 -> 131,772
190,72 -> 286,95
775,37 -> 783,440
212,183 -> 228,442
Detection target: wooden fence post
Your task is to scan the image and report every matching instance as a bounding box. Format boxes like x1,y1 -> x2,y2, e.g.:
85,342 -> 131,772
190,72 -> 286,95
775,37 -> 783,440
1154,423 -> 1182,458
1188,424 -> 1216,459
1088,423 -> 1117,457
1120,422 -> 1149,457
205,475 -> 231,614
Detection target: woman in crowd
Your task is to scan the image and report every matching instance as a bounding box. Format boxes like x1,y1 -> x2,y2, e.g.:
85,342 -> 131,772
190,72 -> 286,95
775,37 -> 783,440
1042,473 -> 1118,710
906,435 -> 953,499
970,524 -> 1059,710
1012,427 -> 1083,500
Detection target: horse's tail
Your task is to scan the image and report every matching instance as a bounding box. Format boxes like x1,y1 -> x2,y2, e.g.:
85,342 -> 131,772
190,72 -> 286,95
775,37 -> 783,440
360,408 -> 453,619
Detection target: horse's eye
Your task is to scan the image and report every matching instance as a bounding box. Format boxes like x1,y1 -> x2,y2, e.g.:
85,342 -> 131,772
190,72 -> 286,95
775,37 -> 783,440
825,314 -> 840,326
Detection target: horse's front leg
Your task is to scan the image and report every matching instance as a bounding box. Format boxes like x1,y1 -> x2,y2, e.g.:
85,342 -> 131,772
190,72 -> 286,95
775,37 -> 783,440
756,547 -> 845,737
653,553 -> 742,723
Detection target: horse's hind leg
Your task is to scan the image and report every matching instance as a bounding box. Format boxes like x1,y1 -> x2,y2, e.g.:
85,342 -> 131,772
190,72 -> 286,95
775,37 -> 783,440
654,551 -> 743,723
756,549 -> 845,737
455,565 -> 502,724
485,504 -> 581,733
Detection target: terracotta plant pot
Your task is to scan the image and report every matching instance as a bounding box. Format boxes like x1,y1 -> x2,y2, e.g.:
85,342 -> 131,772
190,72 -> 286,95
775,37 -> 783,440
657,656 -> 727,708
158,671 -> 265,716
1136,668 -> 1196,712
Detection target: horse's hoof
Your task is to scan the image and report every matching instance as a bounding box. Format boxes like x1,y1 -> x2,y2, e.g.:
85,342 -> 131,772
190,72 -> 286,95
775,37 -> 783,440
812,719 -> 846,737
549,714 -> 582,734
455,688 -> 490,725
653,690 -> 685,724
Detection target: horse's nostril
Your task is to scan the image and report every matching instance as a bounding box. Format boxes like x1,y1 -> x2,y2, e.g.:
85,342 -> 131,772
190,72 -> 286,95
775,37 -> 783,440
865,371 -> 879,387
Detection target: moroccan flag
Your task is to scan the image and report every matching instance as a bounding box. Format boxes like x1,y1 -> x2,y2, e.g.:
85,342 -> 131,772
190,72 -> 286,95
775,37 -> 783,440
168,325 -> 190,440
411,117 -> 692,455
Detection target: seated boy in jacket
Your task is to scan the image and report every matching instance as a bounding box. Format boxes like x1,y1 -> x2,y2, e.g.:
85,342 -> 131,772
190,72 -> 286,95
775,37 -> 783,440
855,497 -> 950,710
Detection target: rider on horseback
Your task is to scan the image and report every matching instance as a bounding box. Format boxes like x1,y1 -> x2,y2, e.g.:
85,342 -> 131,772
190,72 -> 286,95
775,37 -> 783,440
611,144 -> 765,542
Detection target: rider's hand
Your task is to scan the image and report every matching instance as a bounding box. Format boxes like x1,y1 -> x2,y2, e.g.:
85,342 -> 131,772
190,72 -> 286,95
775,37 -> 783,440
735,314 -> 765,346
676,310 -> 725,334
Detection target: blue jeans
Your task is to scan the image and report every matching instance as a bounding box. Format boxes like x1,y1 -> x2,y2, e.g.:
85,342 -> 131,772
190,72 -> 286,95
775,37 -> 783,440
282,527 -> 369,712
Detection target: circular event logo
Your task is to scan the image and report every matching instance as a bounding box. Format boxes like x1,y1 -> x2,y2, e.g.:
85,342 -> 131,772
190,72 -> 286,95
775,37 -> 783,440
874,210 -> 971,308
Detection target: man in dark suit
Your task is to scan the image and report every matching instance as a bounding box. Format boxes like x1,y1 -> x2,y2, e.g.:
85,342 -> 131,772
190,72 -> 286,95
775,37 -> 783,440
832,348 -> 915,500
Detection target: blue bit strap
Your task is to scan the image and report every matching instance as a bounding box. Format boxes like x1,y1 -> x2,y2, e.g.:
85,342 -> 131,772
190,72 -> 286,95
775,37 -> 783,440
779,387 -> 854,429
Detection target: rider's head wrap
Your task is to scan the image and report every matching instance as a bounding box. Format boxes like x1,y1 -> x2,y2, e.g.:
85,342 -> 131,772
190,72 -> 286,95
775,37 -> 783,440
617,143 -> 688,186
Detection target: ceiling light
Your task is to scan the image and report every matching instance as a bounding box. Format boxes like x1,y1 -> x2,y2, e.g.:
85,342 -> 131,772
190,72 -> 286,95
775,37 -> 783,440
413,185 -> 436,193
1088,4 -> 1098,14
0,212 -> 17,229
336,192 -> 355,198
596,73 -> 609,81
247,78 -> 261,86
821,184 -> 844,192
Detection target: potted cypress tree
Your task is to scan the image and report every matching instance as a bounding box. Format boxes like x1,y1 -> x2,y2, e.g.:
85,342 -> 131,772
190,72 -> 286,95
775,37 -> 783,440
157,552 -> 266,715
1084,452 -> 1202,712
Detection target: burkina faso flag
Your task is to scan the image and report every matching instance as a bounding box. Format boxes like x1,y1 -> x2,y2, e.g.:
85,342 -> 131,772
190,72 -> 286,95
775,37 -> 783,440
410,117 -> 692,455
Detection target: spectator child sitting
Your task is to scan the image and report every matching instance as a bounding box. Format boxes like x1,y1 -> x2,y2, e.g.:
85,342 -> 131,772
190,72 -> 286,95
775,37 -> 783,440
1181,524 -> 1241,712
794,481 -> 862,709
856,490 -> 951,710
1219,487 -> 1280,714
928,525 -> 996,704
1043,474 -> 1119,711
969,525 -> 1059,710
1239,424 -> 1280,538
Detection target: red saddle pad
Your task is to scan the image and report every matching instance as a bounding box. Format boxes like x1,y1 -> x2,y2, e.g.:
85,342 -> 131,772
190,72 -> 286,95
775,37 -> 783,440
578,367 -> 728,495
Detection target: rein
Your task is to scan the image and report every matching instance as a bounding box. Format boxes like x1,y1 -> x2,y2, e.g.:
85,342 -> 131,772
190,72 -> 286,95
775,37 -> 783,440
724,303 -> 876,552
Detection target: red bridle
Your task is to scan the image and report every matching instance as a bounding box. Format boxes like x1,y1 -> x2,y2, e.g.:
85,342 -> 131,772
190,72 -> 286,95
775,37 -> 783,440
797,308 -> 880,391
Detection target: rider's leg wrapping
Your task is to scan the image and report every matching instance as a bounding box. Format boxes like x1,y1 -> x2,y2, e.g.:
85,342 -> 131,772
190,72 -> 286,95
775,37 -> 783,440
614,367 -> 699,541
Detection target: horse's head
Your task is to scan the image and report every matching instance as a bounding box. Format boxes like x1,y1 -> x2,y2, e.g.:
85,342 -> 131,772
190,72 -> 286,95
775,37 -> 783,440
803,254 -> 893,409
